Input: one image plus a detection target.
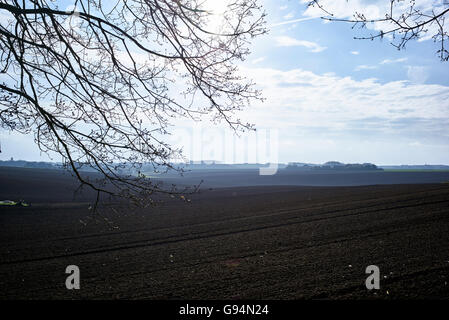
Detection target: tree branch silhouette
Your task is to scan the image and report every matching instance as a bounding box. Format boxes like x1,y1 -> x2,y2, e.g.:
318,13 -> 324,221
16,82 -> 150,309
0,0 -> 266,205
308,0 -> 449,61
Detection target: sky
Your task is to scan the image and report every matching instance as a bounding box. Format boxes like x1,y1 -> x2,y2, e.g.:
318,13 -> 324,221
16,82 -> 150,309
1,0 -> 449,165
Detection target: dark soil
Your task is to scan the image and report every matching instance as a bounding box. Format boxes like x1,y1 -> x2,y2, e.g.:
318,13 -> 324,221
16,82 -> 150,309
1,167 -> 449,299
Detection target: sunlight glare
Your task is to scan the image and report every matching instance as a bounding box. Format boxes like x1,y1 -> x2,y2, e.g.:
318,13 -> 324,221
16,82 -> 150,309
202,0 -> 231,33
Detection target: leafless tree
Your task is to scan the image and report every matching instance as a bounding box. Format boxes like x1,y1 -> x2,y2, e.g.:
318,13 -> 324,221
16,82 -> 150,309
0,0 -> 266,204
308,0 -> 449,61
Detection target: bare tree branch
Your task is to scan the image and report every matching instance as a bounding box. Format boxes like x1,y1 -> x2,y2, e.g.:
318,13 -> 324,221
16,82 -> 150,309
308,0 -> 449,61
0,0 -> 267,205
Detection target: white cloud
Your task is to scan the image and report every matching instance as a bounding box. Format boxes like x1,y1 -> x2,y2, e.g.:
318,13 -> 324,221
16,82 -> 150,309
354,64 -> 377,71
230,66 -> 449,163
283,12 -> 295,20
275,36 -> 327,52
350,51 -> 360,55
354,57 -> 408,70
380,57 -> 408,64
238,66 -> 449,133
270,16 -> 318,27
407,66 -> 429,84
280,5 -> 288,11
251,57 -> 266,64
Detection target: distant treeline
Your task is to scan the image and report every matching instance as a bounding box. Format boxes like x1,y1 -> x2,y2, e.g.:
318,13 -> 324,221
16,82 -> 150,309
380,165 -> 449,170
285,161 -> 383,171
0,160 -> 60,169
180,161 -> 288,170
0,160 -> 287,172
2,160 -> 448,172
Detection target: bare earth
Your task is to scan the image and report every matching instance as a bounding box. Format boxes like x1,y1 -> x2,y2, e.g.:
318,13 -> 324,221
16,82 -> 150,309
0,167 -> 449,299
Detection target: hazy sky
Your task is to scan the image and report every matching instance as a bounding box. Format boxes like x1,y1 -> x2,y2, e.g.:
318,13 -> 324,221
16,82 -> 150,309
1,0 -> 449,165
